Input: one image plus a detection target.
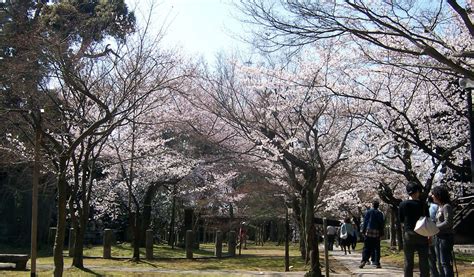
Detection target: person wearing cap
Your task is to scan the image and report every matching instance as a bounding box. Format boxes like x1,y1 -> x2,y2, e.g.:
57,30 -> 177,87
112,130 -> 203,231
359,200 -> 384,268
399,182 -> 429,277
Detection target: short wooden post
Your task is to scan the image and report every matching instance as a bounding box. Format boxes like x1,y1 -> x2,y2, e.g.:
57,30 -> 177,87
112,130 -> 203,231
186,230 -> 193,259
68,228 -> 75,257
103,229 -> 112,258
215,230 -> 223,258
146,229 -> 154,259
228,231 -> 236,257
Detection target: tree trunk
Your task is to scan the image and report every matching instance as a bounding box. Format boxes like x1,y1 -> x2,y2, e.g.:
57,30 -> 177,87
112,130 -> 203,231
300,191 -> 308,262
395,208 -> 404,251
53,159 -> 68,277
296,192 -> 306,259
141,184 -> 159,246
68,164 -> 80,263
299,229 -> 306,259
68,196 -> 78,259
168,194 -> 176,248
132,210 -> 140,261
304,187 -> 321,277
72,226 -> 85,268
72,195 -> 90,268
390,207 -> 397,248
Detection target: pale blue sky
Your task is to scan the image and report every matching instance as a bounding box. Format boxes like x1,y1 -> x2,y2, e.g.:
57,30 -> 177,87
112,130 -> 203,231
128,0 -> 249,61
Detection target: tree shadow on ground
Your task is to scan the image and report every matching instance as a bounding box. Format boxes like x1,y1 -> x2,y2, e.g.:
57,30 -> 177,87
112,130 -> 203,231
74,267 -> 102,276
134,260 -> 158,268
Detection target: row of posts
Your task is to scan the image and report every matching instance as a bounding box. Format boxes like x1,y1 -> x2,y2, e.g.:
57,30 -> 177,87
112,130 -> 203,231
50,227 -> 237,259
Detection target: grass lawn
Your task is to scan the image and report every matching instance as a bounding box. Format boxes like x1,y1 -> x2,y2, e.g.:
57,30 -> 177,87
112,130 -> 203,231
2,241 -> 472,276
0,242 -> 314,276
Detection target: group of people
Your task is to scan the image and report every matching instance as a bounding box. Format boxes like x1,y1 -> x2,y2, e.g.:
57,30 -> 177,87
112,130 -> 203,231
326,218 -> 357,254
357,183 -> 454,277
325,182 -> 454,277
399,183 -> 454,277
325,200 -> 384,267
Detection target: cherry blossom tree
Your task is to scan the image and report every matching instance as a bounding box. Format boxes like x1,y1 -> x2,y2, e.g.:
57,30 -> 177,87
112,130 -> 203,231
32,1 -> 201,268
323,43 -> 472,247
0,1 -> 137,275
237,0 -> 473,205
103,126 -> 196,258
238,0 -> 473,79
193,57 -> 368,276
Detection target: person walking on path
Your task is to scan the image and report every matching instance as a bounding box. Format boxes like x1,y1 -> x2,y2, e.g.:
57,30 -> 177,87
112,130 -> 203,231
340,218 -> 354,255
359,200 -> 384,269
428,195 -> 440,277
351,222 -> 358,250
327,225 -> 337,251
399,182 -> 429,277
432,185 -> 455,277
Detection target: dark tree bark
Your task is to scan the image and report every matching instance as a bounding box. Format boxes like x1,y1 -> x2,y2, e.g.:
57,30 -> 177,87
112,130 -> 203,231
168,193 -> 176,248
390,207 -> 397,248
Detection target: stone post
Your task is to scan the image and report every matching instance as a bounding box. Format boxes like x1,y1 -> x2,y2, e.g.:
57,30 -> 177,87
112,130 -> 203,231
215,230 -> 223,258
103,229 -> 112,259
228,230 -> 236,257
68,228 -> 75,257
186,230 -> 194,259
48,227 -> 57,249
146,229 -> 154,259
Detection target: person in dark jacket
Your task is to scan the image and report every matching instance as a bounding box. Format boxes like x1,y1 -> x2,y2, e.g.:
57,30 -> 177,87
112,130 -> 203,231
432,185 -> 454,277
399,182 -> 429,277
359,200 -> 384,268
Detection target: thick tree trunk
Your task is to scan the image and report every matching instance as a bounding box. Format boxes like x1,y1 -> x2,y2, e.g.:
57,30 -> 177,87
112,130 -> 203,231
395,209 -> 404,251
168,194 -> 176,248
72,227 -> 85,268
68,164 -> 80,263
304,188 -> 321,277
72,198 -> 89,268
141,183 -> 159,246
68,196 -> 78,259
299,229 -> 306,259
296,193 -> 306,259
132,210 -> 140,261
53,160 -> 68,277
353,208 -> 362,232
141,207 -> 151,247
390,207 -> 397,248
